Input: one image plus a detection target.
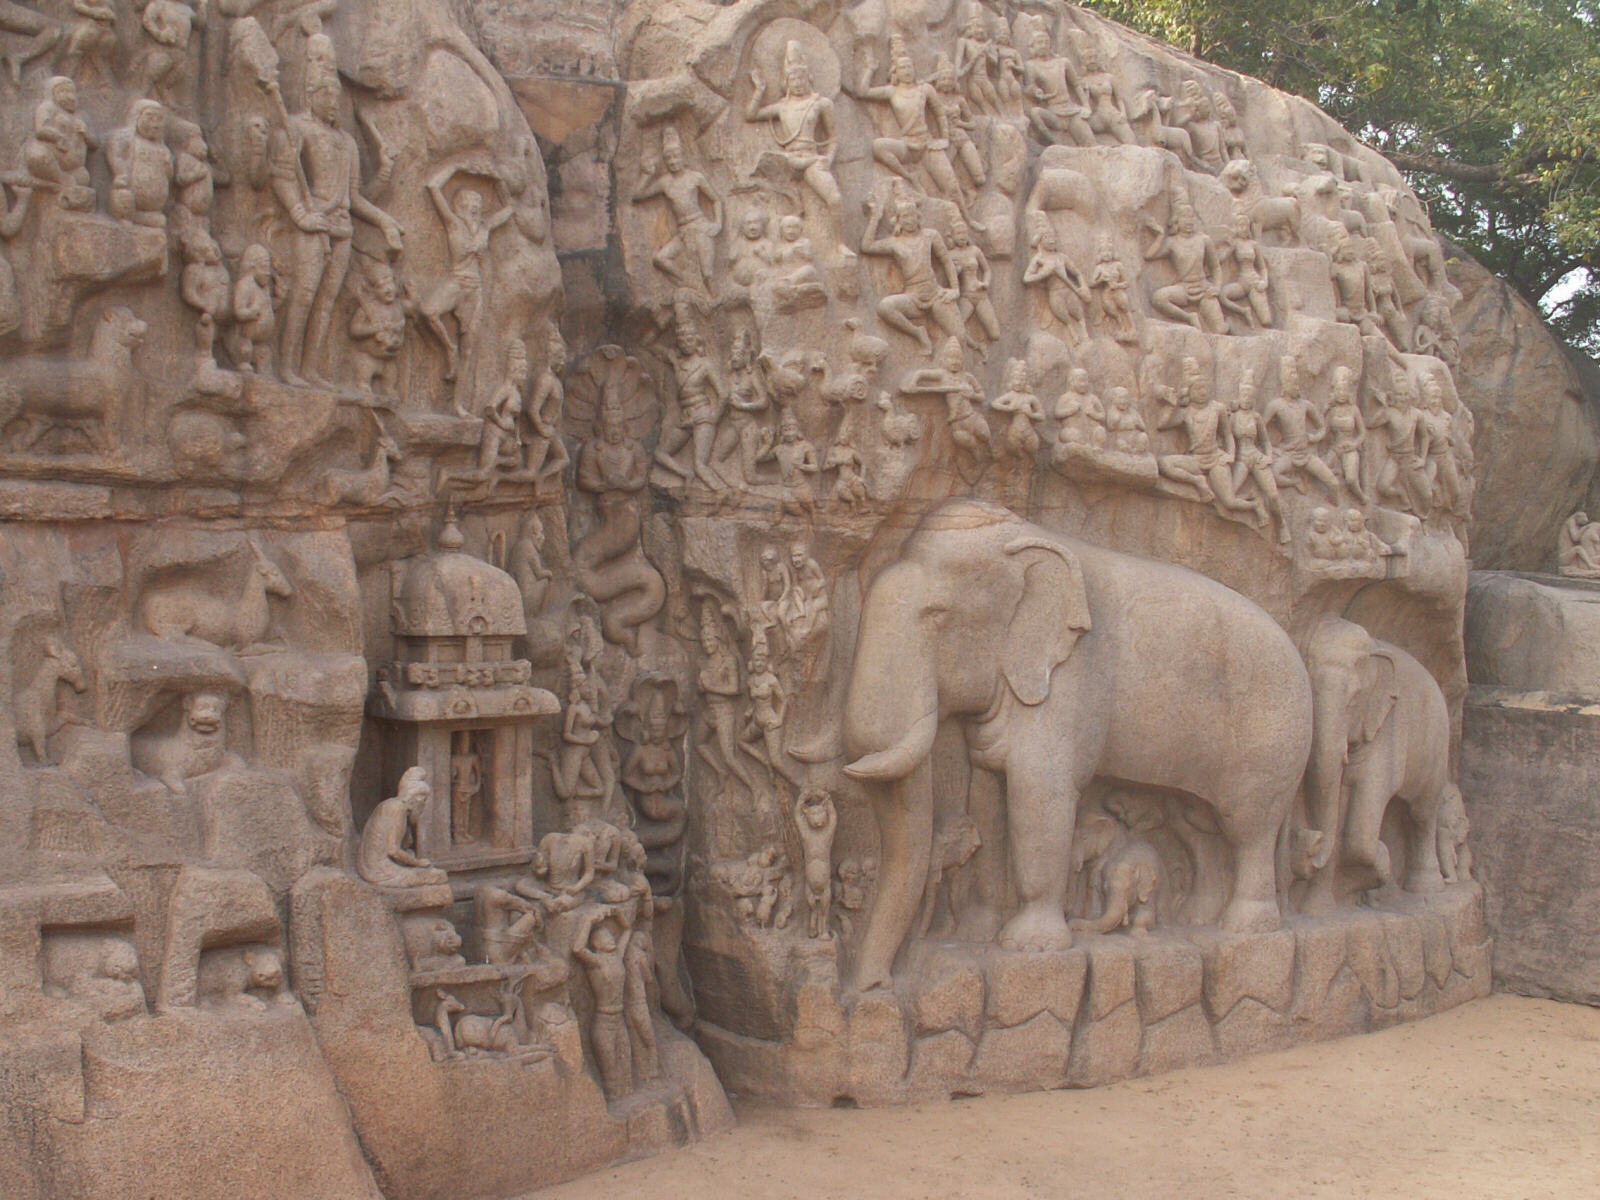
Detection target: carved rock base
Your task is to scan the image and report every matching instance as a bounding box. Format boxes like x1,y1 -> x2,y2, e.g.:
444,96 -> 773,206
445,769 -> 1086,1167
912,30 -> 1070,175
691,884 -> 1490,1106
291,870 -> 733,1200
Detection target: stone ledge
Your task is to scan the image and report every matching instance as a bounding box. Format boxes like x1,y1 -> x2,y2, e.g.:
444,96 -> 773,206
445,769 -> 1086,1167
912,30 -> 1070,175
692,884 -> 1489,1106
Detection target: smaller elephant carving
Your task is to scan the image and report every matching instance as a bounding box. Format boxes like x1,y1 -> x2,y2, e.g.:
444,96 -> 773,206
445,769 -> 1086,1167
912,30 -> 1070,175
1069,813 -> 1162,936
1437,785 -> 1472,883
1301,617 -> 1452,909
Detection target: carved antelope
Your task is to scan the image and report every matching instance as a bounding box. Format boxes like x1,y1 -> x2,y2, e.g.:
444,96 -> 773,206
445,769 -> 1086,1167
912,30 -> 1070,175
139,539 -> 294,653
316,428 -> 407,508
16,635 -> 86,763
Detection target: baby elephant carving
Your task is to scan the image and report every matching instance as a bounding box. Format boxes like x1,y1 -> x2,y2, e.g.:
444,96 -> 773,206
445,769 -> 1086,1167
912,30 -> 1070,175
1069,813 -> 1162,936
1436,785 -> 1472,883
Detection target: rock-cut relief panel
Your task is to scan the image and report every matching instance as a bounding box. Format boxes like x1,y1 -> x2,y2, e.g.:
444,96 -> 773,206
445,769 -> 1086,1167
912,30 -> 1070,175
616,0 -> 1486,1105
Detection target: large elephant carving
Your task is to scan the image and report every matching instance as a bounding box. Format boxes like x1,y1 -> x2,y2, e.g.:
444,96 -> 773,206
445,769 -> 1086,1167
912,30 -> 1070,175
1299,616 -> 1452,910
840,501 -> 1314,991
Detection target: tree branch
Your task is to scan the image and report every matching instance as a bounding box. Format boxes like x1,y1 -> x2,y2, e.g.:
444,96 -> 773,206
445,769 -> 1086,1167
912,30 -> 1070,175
1388,152 -> 1504,183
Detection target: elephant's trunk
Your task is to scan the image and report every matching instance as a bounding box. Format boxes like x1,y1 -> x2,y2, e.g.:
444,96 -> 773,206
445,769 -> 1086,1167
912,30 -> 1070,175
849,754 -> 933,993
841,560 -> 938,773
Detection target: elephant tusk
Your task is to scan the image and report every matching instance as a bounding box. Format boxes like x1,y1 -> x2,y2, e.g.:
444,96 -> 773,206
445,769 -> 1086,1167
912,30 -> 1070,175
842,711 -> 939,783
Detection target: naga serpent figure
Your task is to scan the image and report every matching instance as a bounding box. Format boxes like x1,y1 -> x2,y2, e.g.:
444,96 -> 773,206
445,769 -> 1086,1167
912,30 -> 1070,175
572,384 -> 666,653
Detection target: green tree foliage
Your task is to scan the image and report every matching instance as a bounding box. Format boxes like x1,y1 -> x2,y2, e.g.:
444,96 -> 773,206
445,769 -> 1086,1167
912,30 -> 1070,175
1084,0 -> 1600,351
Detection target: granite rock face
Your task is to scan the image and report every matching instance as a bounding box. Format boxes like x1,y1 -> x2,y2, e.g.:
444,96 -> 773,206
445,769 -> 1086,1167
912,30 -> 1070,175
1462,570 -> 1600,1007
1446,246 -> 1600,571
0,0 -> 1494,1193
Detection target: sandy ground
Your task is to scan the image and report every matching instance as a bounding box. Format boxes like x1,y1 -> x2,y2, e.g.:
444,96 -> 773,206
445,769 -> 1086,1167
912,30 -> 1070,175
527,996 -> 1600,1200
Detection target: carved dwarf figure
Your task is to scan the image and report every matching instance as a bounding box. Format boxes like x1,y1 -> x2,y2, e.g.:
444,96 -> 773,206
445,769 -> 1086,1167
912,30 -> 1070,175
228,244 -> 280,375
347,258 -> 414,398
1023,214 -> 1091,345
25,76 -> 96,210
108,100 -> 174,228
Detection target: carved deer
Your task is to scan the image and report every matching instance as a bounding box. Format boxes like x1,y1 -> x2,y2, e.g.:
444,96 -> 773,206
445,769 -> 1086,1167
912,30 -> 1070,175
316,432 -> 406,507
139,540 -> 294,654
16,635 -> 86,763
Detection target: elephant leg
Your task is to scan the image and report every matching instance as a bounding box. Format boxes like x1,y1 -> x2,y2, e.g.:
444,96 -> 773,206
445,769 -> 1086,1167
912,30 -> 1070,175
850,755 -> 934,992
1401,790 -> 1447,894
1342,771 -> 1393,888
1219,799 -> 1287,933
955,765 -> 1006,942
997,746 -> 1076,952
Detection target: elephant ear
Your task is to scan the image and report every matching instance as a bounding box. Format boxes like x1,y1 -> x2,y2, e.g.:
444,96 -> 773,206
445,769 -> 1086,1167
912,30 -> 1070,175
1354,649 -> 1400,744
1001,537 -> 1091,706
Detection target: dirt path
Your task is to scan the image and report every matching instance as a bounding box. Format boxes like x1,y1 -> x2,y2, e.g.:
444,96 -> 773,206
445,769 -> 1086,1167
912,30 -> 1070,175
528,996 -> 1600,1200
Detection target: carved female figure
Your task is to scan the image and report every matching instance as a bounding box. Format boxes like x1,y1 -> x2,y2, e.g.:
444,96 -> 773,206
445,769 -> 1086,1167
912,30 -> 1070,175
990,358 -> 1045,465
1324,364 -> 1369,504
1023,216 -> 1091,345
740,638 -> 794,784
1089,234 -> 1138,344
1228,378 -> 1289,542
1078,38 -> 1135,144
932,55 -> 987,197
1220,210 -> 1272,329
947,215 -> 999,346
955,13 -> 1002,115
